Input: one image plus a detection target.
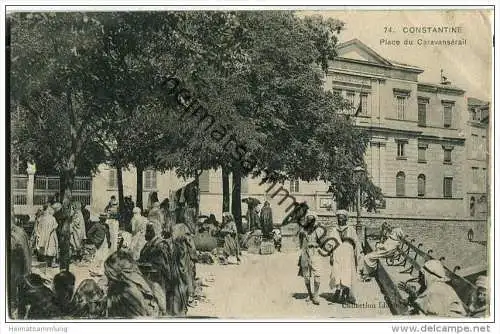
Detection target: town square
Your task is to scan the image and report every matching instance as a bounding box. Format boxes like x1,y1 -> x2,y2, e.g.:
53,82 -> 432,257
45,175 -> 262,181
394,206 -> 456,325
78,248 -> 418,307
6,8 -> 491,321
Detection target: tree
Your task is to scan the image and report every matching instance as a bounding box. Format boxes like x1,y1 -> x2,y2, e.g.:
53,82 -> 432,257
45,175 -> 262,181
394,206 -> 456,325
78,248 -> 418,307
10,12 -> 108,205
153,11 -> 379,227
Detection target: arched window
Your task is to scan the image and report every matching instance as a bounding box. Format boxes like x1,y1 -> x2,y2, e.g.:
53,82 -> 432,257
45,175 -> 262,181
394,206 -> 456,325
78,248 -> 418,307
396,172 -> 405,197
470,196 -> 476,217
417,174 -> 426,197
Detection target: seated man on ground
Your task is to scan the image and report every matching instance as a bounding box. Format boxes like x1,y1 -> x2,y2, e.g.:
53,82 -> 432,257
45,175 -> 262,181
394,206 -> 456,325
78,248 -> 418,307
360,227 -> 404,281
200,214 -> 219,235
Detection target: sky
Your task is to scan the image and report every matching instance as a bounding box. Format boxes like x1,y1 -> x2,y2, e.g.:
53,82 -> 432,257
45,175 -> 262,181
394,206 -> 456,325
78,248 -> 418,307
302,9 -> 493,101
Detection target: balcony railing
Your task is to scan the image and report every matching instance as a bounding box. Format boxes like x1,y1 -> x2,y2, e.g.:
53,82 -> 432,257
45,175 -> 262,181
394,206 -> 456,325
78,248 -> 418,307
12,174 -> 92,210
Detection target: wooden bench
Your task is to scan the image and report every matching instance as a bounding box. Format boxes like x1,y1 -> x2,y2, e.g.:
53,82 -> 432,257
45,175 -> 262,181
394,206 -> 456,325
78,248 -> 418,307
364,225 -> 480,315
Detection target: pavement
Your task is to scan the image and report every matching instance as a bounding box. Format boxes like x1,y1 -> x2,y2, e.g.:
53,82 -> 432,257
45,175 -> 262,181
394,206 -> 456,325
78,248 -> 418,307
36,250 -> 391,319
188,251 -> 392,319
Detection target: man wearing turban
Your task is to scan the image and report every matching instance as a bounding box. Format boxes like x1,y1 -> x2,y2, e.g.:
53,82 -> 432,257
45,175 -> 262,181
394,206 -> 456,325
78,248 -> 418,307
399,260 -> 467,317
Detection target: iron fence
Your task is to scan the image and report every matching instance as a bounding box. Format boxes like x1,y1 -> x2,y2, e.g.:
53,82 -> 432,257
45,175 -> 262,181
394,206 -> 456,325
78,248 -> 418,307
13,174 -> 92,207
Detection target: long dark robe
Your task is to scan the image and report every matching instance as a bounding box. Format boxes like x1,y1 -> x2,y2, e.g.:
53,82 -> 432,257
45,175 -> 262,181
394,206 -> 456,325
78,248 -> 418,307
260,206 -> 273,239
243,198 -> 260,231
82,208 -> 91,234
10,224 -> 32,317
105,251 -> 166,318
139,237 -> 188,316
55,209 -> 71,271
177,236 -> 197,299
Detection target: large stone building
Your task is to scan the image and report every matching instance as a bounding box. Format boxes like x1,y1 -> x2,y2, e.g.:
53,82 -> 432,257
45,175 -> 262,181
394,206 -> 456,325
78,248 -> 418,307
318,39 -> 469,218
13,39 -> 490,222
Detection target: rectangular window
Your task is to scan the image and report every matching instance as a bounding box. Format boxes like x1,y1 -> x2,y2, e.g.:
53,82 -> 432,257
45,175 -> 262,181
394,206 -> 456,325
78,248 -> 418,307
144,170 -> 157,190
396,141 -> 406,158
346,91 -> 355,108
396,96 -> 406,120
198,171 -> 210,192
418,103 -> 427,126
443,104 -> 453,128
443,177 -> 453,198
418,146 -> 427,162
444,149 -> 452,163
482,136 -> 487,160
396,172 -> 405,197
417,176 -> 426,197
108,169 -> 117,189
472,167 -> 479,186
471,134 -> 479,159
290,179 -> 300,193
469,108 -> 478,121
360,93 -> 368,115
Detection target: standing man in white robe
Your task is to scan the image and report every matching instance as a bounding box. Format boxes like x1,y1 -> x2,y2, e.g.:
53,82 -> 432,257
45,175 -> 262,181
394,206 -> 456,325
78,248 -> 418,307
329,210 -> 362,304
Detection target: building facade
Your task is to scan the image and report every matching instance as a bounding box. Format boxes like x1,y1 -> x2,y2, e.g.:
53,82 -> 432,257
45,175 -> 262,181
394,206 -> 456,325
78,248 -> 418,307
323,39 -> 468,218
465,98 -> 490,218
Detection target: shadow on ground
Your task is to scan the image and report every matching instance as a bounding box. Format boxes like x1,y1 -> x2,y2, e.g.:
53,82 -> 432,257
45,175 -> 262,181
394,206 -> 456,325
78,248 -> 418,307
292,292 -> 309,300
319,292 -> 337,303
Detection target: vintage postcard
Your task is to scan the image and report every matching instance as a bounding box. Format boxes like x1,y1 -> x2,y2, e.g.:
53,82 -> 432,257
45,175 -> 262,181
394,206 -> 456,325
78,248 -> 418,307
3,4 -> 494,326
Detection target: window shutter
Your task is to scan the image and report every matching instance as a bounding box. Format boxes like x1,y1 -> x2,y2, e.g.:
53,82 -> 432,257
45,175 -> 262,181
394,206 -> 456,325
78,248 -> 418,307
144,171 -> 150,189
108,170 -> 116,188
347,91 -> 355,110
144,170 -> 157,190
396,96 -> 406,120
199,171 -> 210,192
150,171 -> 157,189
443,105 -> 452,127
443,177 -> 453,198
472,167 -> 479,186
418,103 -> 426,126
418,147 -> 426,162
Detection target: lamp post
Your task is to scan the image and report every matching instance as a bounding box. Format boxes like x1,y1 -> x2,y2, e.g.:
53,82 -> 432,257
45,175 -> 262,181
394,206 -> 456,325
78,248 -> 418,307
353,166 -> 365,235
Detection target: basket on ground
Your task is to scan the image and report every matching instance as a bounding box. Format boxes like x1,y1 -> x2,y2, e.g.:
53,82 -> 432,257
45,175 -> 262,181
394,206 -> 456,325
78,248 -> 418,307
260,240 -> 275,255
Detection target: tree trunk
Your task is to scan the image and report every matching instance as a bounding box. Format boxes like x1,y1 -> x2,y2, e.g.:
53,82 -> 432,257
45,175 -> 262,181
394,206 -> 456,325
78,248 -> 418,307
231,167 -> 242,233
222,166 -> 230,213
117,166 -> 125,226
195,171 -> 200,230
60,154 -> 77,207
136,165 -> 144,211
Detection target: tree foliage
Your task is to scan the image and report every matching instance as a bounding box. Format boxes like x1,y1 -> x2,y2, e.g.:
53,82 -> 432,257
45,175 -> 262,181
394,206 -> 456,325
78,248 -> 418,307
10,12 -> 109,203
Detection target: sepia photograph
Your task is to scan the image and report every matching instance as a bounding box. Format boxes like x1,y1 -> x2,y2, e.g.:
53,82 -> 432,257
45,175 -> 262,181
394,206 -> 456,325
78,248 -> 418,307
2,3 -> 495,325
